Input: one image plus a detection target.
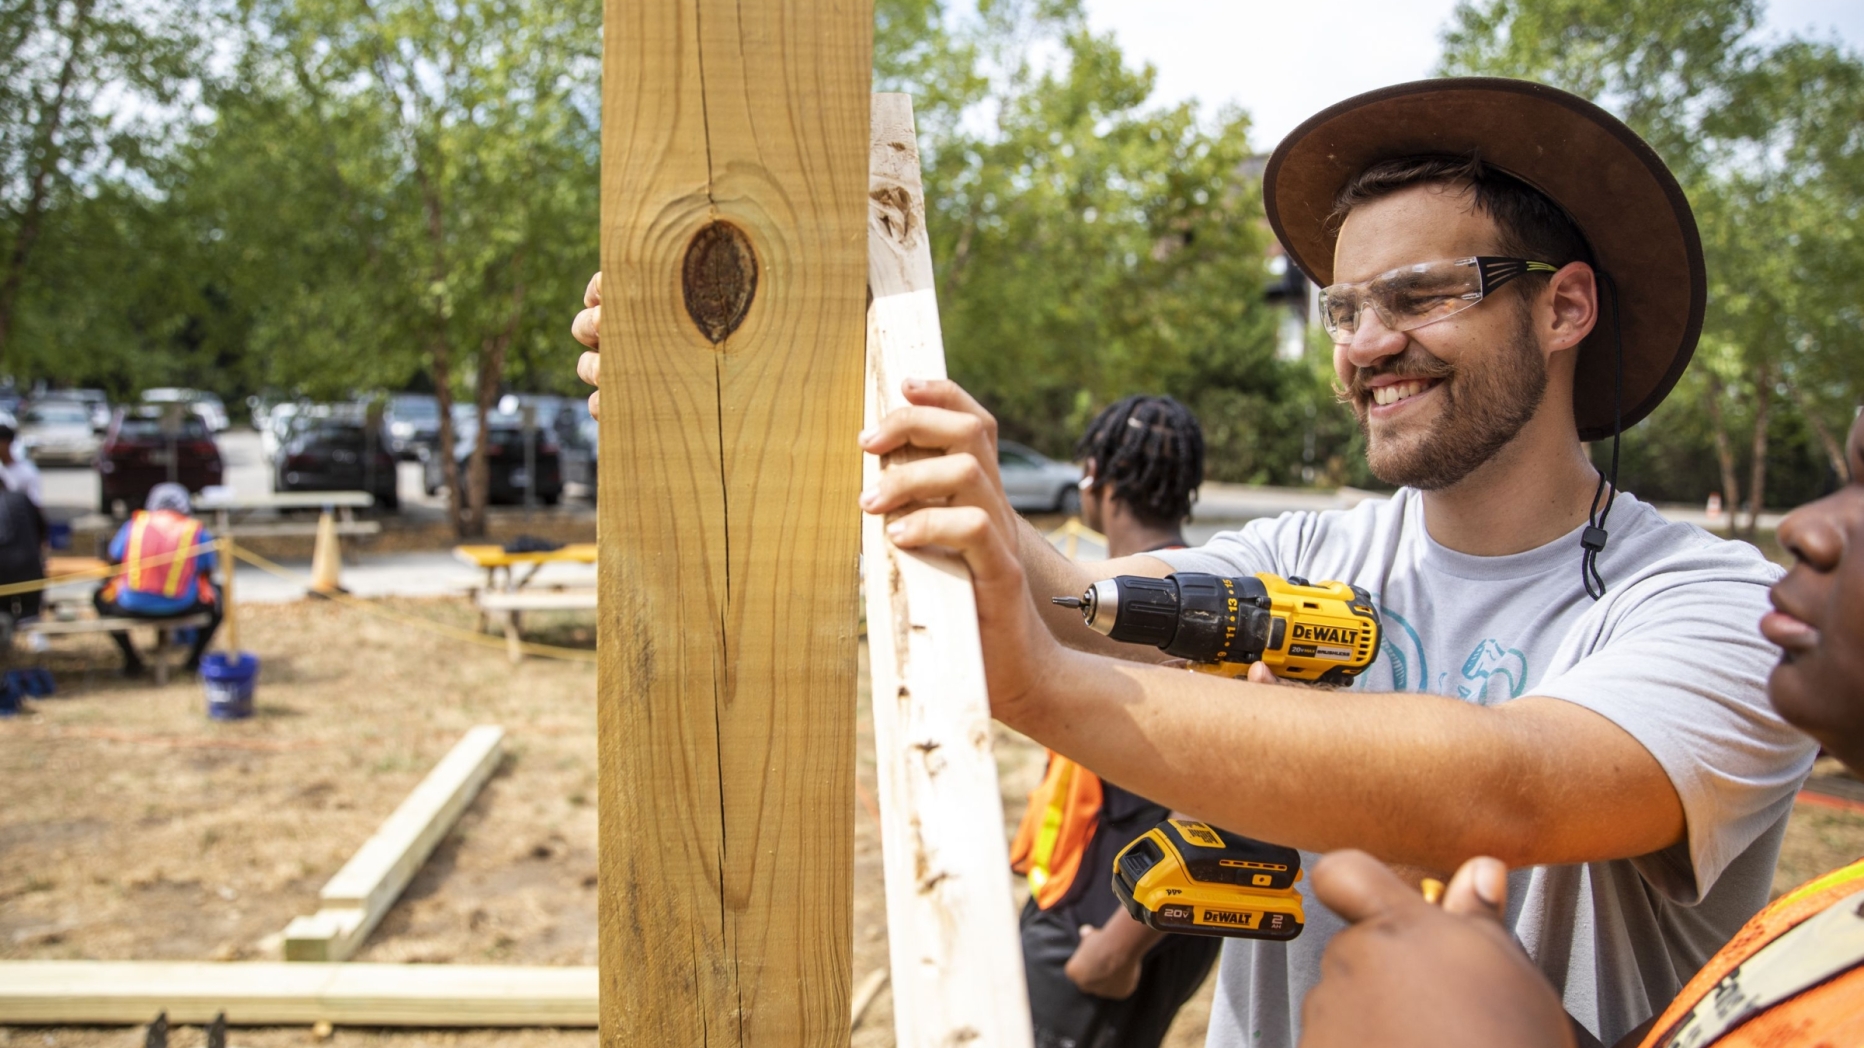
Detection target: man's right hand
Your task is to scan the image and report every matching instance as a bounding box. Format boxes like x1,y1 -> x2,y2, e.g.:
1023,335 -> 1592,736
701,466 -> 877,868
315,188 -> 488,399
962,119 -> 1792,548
860,378 -> 1079,720
572,271 -> 602,418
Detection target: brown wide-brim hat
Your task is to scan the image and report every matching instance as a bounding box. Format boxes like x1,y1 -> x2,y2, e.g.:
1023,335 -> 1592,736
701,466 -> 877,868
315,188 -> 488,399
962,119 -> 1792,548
1264,77 -> 1705,441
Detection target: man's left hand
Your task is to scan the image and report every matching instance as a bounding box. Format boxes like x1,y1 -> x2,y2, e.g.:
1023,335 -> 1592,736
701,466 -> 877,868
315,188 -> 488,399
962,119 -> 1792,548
1299,850 -> 1576,1048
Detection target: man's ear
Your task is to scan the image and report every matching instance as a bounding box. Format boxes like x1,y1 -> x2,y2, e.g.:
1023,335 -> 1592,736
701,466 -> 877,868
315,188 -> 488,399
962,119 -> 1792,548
1542,262 -> 1598,357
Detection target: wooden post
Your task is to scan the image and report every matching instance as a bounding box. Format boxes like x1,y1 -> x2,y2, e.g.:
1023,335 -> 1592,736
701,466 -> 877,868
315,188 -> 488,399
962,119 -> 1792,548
862,94 -> 1035,1047
596,2 -> 872,1046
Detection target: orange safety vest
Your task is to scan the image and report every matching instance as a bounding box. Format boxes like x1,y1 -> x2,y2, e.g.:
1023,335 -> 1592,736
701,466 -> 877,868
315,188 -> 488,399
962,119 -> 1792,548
1009,753 -> 1105,910
119,510 -> 210,601
1637,857 -> 1864,1048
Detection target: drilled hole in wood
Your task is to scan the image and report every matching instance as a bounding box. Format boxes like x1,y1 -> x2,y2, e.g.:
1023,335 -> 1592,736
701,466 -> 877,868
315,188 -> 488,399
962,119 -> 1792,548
681,221 -> 758,344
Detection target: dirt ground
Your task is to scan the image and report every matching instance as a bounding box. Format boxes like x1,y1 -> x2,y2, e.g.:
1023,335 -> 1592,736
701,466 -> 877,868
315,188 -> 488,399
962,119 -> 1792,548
1,598 -> 1857,1048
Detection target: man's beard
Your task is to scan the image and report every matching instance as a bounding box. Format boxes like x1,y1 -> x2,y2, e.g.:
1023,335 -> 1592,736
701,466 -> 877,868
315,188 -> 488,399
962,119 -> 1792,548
1344,321 -> 1548,491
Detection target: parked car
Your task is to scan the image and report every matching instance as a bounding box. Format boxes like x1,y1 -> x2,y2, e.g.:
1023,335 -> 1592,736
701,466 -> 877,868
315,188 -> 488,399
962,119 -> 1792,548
17,400 -> 102,466
97,407 -> 223,516
143,388 -> 230,432
505,394 -> 597,495
382,393 -> 442,461
34,388 -> 110,431
997,440 -> 1083,513
275,416 -> 399,510
423,406 -> 563,505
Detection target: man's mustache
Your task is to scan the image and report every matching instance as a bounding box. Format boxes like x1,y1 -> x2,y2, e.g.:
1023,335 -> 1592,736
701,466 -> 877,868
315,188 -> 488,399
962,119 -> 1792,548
1341,347 -> 1457,404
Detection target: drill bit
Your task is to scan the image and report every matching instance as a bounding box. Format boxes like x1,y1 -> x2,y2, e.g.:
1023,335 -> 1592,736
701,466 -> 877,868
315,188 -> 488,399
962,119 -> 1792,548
1051,596 -> 1085,609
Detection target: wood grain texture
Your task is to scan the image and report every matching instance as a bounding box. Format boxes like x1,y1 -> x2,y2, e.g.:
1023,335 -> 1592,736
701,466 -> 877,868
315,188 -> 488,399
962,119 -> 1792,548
596,3 -> 872,1046
0,961 -> 596,1027
862,93 -> 1036,1048
283,727 -> 505,962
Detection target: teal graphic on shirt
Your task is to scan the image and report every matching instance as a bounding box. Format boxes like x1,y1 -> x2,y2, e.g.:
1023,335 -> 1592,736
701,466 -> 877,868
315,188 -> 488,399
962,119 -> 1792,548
1371,603 -> 1427,693
1458,640 -> 1529,704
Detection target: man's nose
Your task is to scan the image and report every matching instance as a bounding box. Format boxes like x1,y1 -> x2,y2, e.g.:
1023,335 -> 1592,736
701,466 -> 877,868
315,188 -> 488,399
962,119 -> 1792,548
1341,307 -> 1408,370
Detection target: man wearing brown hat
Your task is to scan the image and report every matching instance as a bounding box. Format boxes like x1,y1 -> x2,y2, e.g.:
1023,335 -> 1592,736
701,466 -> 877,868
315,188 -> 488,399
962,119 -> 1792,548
574,79 -> 1814,1048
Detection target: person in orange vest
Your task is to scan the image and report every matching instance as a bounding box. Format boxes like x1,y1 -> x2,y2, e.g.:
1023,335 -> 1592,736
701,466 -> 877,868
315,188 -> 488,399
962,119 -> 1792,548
1297,407 -> 1864,1048
1009,395 -> 1220,1048
93,483 -> 221,676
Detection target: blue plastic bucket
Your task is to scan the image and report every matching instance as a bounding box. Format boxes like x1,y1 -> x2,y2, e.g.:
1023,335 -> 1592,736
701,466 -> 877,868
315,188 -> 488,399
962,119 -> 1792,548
201,651 -> 260,720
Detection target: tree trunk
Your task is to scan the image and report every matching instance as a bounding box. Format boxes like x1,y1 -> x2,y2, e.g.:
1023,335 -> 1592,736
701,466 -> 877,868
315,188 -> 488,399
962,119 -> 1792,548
1788,381 -> 1850,485
1702,373 -> 1741,537
462,261 -> 526,537
0,0 -> 95,368
1743,361 -> 1773,539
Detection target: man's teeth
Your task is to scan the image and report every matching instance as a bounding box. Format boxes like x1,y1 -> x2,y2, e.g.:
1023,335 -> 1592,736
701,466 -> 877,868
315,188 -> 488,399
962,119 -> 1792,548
1371,380 -> 1432,406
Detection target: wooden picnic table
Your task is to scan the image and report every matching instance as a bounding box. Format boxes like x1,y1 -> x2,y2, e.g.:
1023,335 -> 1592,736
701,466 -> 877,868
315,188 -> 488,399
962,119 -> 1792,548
193,491 -> 379,539
453,544 -> 598,593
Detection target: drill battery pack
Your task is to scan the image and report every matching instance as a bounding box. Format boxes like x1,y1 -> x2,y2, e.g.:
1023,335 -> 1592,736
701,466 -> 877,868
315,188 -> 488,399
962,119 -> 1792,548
1111,819 -> 1305,941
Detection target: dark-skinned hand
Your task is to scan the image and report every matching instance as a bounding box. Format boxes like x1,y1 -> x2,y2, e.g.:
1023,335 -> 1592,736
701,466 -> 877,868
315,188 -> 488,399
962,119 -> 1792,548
1299,850 -> 1576,1048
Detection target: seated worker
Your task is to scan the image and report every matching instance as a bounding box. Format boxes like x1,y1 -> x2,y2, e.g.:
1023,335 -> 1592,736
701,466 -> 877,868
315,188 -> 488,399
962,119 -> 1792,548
95,483 -> 222,675
575,80 -> 1817,1048
1297,407 -> 1864,1048
1011,395 -> 1221,1048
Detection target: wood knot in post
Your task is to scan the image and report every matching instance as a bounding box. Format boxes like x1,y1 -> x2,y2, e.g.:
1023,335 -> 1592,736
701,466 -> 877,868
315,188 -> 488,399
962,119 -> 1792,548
681,221 -> 757,344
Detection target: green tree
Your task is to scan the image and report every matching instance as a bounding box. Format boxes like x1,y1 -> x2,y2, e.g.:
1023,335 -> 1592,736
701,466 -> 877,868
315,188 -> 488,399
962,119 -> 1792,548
175,0 -> 601,535
920,0 -> 1317,484
0,0 -> 211,373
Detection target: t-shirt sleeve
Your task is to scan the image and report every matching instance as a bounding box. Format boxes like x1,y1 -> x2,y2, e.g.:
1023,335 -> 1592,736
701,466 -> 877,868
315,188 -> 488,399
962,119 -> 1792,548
1527,563 -> 1817,905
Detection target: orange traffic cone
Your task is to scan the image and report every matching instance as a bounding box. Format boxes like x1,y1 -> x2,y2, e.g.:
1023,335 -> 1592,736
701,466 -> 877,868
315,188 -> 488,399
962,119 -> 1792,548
308,510 -> 345,595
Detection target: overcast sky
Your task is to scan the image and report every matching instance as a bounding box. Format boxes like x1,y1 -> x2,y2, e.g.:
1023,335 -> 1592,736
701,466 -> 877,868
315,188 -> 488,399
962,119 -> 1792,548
1078,0 -> 1864,150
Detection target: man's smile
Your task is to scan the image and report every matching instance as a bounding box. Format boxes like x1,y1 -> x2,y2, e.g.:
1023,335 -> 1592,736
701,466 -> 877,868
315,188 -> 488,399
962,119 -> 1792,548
1364,376 -> 1444,415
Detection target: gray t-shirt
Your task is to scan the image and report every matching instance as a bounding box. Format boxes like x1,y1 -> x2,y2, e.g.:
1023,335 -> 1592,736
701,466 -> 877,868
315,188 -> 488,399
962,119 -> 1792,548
1152,489 -> 1815,1048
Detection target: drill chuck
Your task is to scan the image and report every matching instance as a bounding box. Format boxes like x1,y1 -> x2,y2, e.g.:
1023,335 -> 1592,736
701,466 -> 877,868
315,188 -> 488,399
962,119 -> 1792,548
1060,575 -> 1272,664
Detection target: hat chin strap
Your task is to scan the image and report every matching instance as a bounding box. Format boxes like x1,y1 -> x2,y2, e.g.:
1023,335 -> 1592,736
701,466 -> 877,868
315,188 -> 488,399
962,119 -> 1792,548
1581,271 -> 1625,601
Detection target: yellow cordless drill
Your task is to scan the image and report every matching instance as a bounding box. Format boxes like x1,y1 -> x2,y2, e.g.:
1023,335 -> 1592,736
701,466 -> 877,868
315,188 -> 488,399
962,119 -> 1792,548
1051,571 -> 1384,940
1051,571 -> 1381,685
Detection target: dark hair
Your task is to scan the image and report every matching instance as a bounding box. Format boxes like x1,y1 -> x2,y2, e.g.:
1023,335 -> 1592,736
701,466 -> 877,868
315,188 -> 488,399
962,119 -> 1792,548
0,425 -> 14,442
1329,153 -> 1595,275
1074,395 -> 1204,526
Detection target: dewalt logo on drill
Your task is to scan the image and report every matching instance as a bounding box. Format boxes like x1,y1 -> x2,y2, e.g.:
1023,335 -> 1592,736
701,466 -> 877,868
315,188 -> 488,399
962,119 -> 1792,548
1291,623 -> 1359,646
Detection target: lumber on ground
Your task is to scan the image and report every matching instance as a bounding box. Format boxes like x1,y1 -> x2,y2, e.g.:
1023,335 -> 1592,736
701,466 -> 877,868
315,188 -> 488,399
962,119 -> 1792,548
282,725 -> 505,962
596,1 -> 872,1044
861,93 -> 1035,1047
0,961 -> 595,1027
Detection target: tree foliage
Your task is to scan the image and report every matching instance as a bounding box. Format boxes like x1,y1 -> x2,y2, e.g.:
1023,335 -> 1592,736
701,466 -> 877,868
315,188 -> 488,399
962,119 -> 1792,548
4,0 -> 1856,530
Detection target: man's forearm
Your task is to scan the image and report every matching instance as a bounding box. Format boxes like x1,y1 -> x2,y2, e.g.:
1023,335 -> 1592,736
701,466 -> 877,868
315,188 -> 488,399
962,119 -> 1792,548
999,650 -> 1684,871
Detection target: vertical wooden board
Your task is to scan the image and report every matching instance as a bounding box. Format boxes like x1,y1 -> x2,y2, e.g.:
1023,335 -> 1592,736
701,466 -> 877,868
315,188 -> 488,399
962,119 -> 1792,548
863,94 -> 1036,1048
597,2 -> 871,1047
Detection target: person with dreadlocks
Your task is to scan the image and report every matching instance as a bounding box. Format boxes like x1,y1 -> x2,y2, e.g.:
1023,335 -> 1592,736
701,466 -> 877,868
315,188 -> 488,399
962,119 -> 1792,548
1009,395 -> 1218,1048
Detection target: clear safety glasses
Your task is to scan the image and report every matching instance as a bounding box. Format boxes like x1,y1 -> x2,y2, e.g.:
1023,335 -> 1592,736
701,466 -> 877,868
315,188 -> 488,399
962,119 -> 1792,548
1318,256 -> 1559,344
